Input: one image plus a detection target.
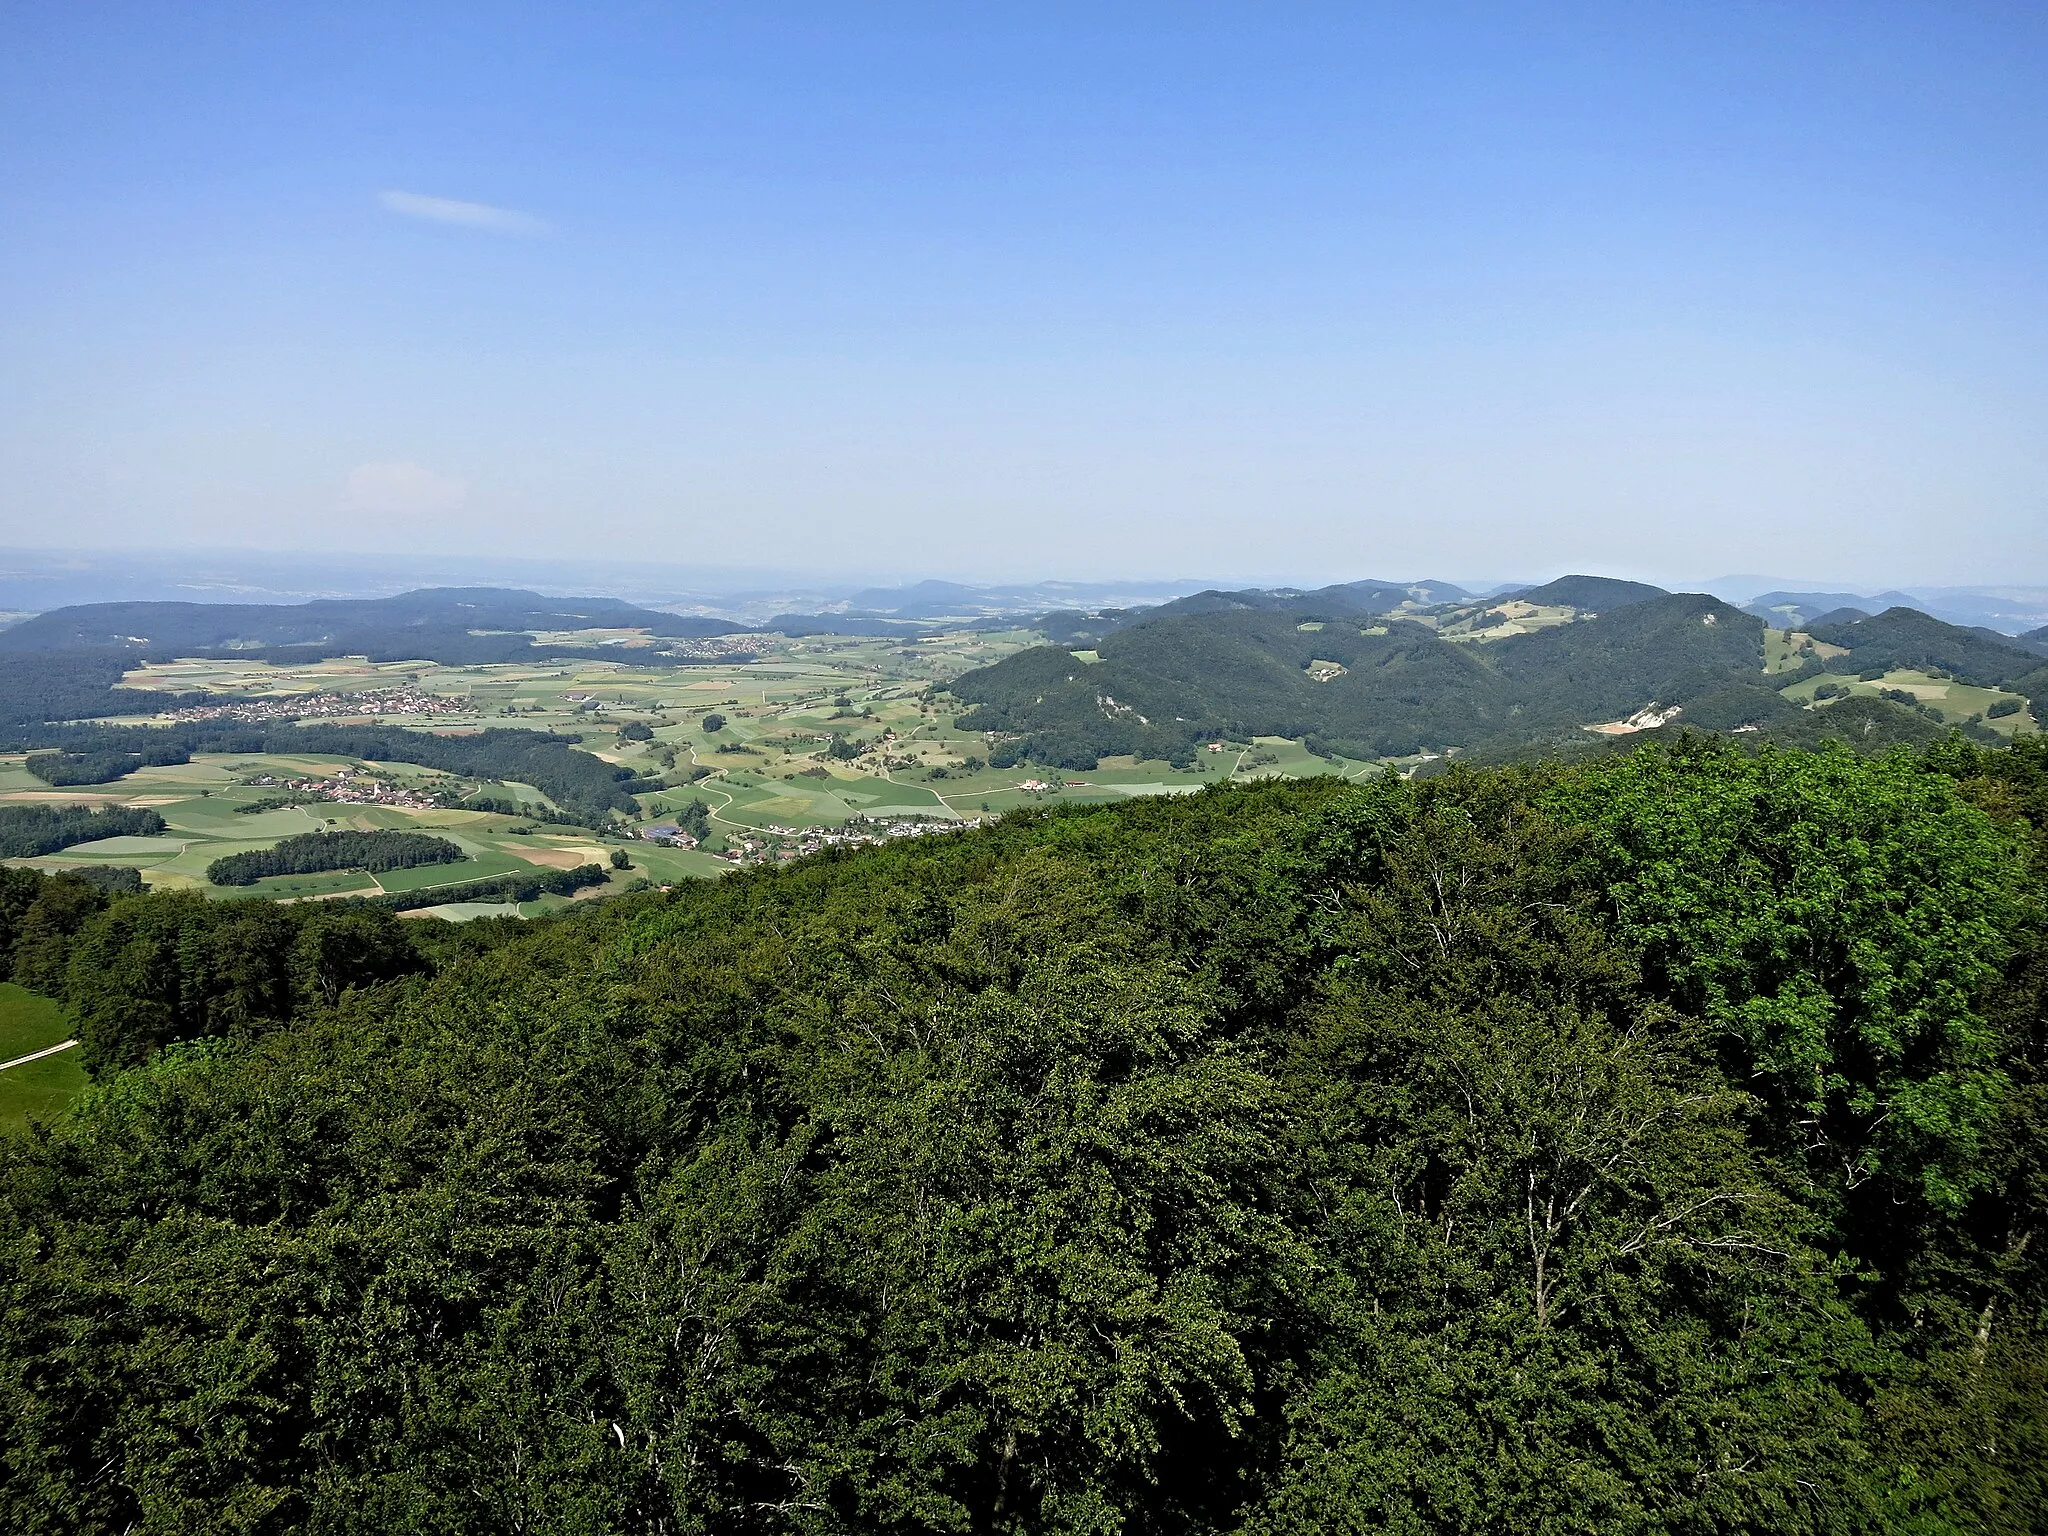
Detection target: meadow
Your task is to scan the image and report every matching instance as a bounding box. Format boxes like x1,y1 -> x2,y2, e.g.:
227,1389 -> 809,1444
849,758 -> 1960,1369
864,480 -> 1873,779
1777,664 -> 2038,734
0,983 -> 84,1134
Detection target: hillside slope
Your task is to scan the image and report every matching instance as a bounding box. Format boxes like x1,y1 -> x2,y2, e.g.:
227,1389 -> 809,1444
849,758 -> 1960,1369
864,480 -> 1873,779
1505,573 -> 1668,610
1487,591 -> 1763,724
953,592 -> 1777,766
1036,578 -> 1474,646
1808,606 -> 2047,688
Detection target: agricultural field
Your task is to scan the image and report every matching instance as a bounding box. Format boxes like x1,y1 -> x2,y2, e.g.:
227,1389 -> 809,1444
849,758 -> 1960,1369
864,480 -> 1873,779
15,613 -> 2036,916
1777,666 -> 2038,735
0,753 -> 677,911
2,629 -> 1412,909
113,628 -> 1039,726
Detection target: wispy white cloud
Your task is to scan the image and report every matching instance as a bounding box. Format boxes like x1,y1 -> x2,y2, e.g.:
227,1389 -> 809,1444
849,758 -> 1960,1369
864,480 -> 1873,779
378,189 -> 547,235
342,460 -> 470,515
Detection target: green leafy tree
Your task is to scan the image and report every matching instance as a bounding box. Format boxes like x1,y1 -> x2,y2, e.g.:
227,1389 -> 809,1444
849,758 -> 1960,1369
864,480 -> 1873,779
292,908 -> 430,1009
7,874 -> 108,995
1540,740 -> 2017,1212
0,753 -> 2040,1532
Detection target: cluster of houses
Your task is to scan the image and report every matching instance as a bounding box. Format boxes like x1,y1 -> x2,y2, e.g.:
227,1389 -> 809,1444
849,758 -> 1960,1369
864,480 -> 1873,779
165,687 -> 468,724
244,767 -> 447,811
642,812 -> 984,868
636,824 -> 701,848
660,635 -> 764,661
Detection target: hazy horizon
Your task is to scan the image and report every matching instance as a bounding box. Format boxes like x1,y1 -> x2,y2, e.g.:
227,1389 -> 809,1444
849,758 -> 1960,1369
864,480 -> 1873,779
5,4 -> 2046,584
5,545 -> 2048,636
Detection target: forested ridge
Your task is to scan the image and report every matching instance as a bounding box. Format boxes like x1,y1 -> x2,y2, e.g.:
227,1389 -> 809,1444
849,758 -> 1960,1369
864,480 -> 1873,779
0,736 -> 2043,1533
951,594 -> 2048,768
0,587 -> 739,663
0,803 -> 165,859
0,652 -> 201,731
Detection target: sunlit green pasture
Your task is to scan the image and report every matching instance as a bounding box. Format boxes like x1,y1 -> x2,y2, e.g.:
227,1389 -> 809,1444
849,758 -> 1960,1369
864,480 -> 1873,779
0,984 -> 83,1134
1778,669 -> 2037,735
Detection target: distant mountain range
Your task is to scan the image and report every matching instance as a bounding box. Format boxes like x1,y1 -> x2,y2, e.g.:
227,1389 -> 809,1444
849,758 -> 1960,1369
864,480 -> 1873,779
1739,589 -> 1921,628
946,577 -> 2048,768
0,588 -> 741,663
818,578 -> 1212,621
4,578 -> 2046,769
5,549 -> 2044,636
1706,578 -> 2048,634
0,549 -> 1219,627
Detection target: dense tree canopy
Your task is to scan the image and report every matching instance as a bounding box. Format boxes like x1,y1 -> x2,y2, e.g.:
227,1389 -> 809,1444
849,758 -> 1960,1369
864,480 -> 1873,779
205,830 -> 467,887
0,803 -> 165,859
0,738 -> 2042,1534
950,596 -> 2044,770
0,651 -> 198,730
25,745 -> 192,785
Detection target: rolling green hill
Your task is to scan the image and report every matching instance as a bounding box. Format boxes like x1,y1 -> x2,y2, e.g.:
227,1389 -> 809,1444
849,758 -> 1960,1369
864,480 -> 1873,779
952,590 -> 1823,767
1809,605 -> 2048,691
1503,572 -> 1667,609
954,586 -> 2048,771
1486,590 -> 1763,720
1033,578 -> 1477,646
952,608 -> 1507,766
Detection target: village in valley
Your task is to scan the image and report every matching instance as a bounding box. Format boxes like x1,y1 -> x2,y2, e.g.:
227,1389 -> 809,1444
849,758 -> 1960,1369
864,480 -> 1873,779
652,811 -> 987,867
4,626 -> 1372,915
158,685 -> 470,725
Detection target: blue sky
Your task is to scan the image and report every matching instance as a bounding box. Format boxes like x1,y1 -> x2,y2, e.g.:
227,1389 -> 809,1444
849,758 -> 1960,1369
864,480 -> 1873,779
2,2 -> 2044,586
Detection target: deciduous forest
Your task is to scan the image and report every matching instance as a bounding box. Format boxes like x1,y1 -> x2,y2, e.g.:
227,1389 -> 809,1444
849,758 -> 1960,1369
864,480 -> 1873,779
0,736 -> 2043,1533
204,829 -> 467,886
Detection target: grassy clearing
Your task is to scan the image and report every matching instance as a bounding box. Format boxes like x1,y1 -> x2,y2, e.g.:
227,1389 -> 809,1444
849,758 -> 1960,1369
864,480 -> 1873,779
1779,669 -> 2038,736
1763,628 -> 1812,674
0,983 -> 70,1061
0,983 -> 83,1134
404,901 -> 527,922
1435,600 -> 1578,643
228,869 -> 384,900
